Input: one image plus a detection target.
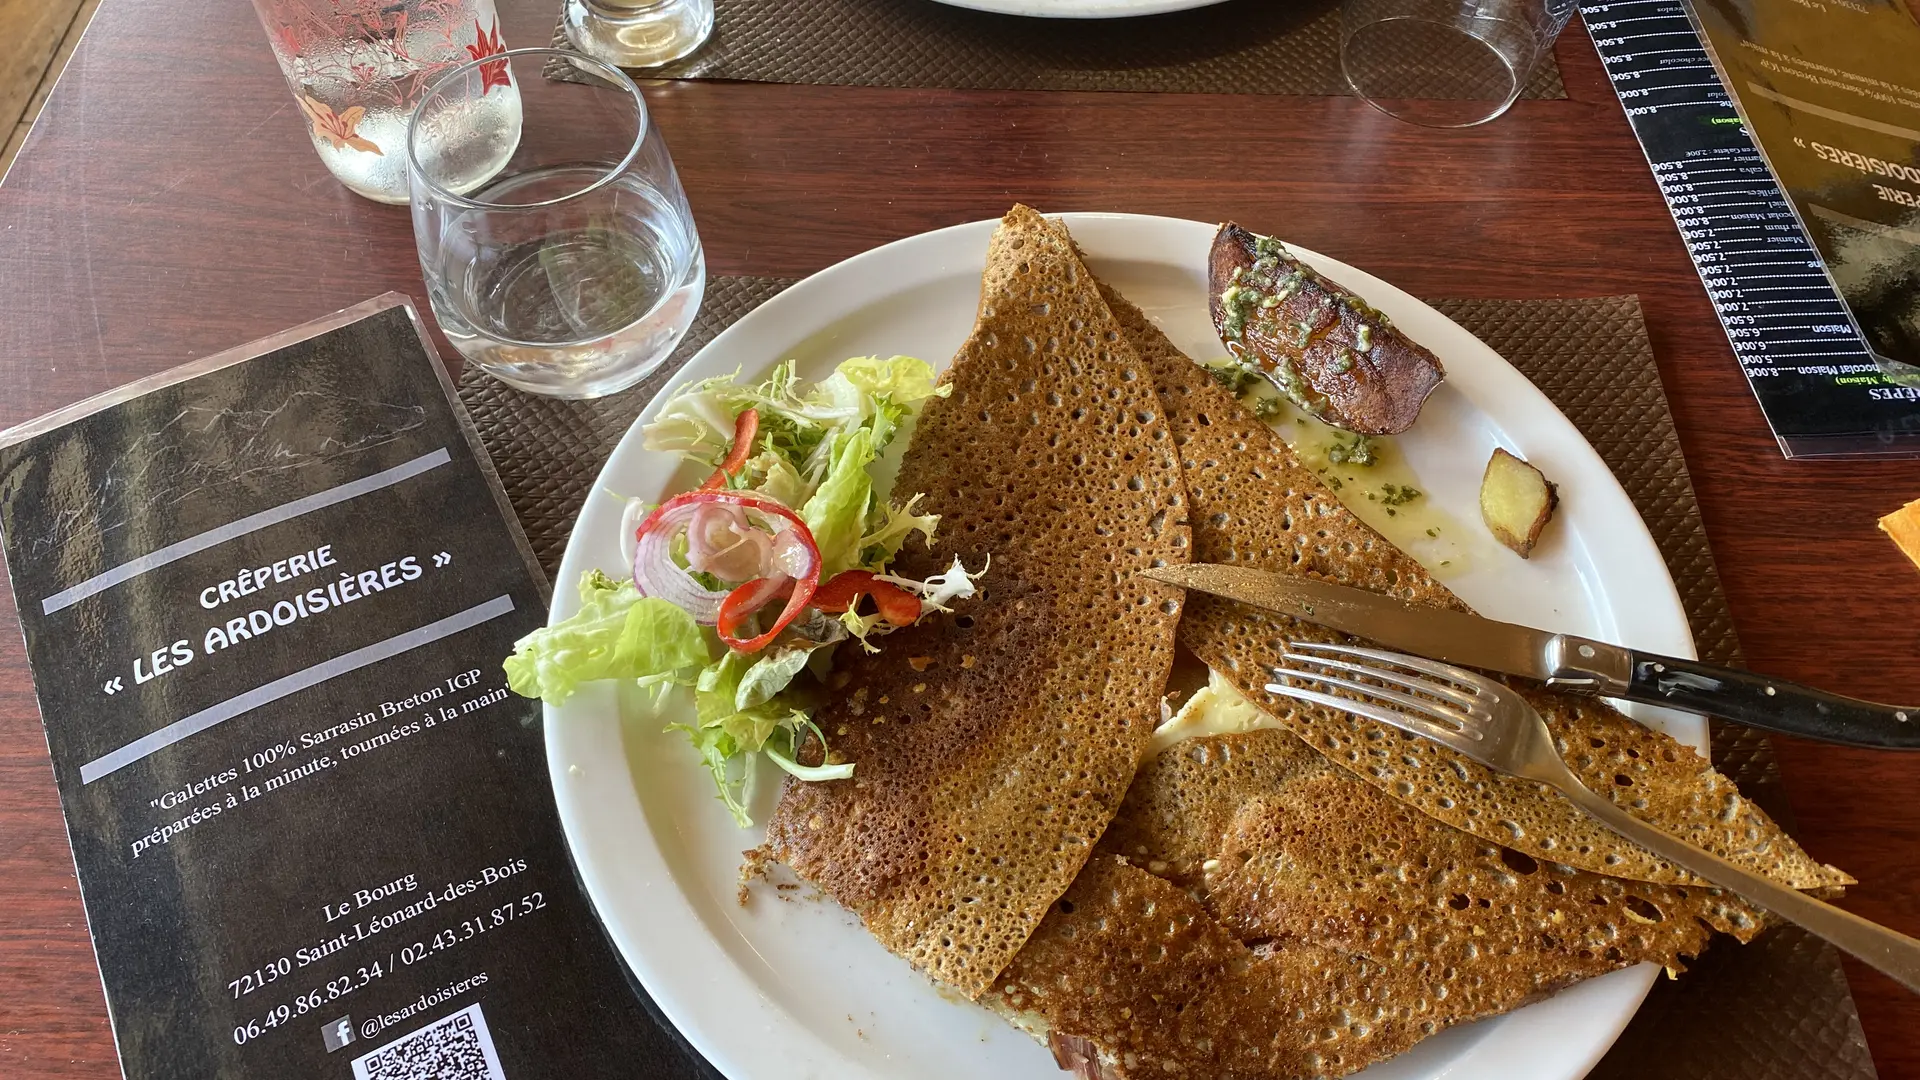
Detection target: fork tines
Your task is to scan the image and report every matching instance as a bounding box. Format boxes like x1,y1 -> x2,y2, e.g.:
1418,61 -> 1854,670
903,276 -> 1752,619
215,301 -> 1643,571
1264,642 -> 1490,750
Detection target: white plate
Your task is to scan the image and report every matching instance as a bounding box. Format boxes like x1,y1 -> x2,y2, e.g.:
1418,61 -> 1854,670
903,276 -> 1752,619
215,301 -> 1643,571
925,0 -> 1227,17
545,213 -> 1706,1080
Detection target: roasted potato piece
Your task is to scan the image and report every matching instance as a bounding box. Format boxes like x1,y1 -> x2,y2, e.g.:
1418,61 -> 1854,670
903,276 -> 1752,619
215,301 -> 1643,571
1881,496 -> 1920,574
1208,223 -> 1444,435
1481,448 -> 1559,558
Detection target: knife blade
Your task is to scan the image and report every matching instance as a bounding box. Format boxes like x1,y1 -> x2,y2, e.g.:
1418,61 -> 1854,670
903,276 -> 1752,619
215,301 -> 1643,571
1142,563 -> 1920,750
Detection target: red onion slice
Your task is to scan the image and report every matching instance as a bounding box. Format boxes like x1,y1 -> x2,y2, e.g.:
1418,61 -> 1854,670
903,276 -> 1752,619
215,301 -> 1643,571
632,500 -> 731,624
769,525 -> 817,580
630,492 -> 823,629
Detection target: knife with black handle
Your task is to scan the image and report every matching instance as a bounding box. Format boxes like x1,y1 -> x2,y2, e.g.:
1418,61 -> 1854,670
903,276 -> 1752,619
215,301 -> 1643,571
1143,563 -> 1920,750
1544,636 -> 1918,749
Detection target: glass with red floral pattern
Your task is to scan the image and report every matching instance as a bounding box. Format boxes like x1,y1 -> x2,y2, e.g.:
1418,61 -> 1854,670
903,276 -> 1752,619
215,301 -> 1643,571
249,0 -> 519,203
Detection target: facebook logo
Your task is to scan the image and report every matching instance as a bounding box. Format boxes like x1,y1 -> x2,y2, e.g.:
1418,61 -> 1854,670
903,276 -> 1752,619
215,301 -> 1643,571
322,1015 -> 356,1053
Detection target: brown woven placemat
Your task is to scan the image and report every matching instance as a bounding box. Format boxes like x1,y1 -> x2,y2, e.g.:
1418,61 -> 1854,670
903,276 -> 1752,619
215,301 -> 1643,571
1428,297 -> 1874,1080
457,280 -> 1873,1080
544,0 -> 1566,98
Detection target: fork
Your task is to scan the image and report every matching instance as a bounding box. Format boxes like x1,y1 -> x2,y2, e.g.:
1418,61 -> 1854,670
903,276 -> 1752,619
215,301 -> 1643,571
1265,641 -> 1920,994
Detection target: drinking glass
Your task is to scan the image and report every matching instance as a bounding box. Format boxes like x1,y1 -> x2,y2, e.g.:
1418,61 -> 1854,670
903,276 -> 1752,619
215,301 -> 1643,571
409,49 -> 706,399
250,0 -> 519,203
562,0 -> 716,68
1341,0 -> 1578,127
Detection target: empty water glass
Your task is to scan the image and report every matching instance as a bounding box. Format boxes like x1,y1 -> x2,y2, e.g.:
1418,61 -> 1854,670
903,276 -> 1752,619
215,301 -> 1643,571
1341,0 -> 1578,127
409,49 -> 705,399
563,0 -> 715,69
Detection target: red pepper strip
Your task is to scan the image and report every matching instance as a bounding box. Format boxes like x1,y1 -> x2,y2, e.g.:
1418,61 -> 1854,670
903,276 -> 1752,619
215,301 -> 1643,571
632,490 -> 821,650
720,571 -> 818,653
810,570 -> 922,627
701,408 -> 760,490
717,576 -> 792,644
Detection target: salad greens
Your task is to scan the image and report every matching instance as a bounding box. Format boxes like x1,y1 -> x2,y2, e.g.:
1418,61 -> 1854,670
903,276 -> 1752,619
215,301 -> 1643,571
502,571 -> 709,705
505,356 -> 978,826
804,425 -> 878,579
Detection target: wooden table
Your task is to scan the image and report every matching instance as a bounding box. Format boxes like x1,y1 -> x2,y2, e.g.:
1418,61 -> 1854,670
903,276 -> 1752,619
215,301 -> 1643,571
1,1 -> 1915,1076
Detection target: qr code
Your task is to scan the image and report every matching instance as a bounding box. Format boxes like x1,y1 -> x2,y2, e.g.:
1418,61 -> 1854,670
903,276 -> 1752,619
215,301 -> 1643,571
351,1003 -> 505,1080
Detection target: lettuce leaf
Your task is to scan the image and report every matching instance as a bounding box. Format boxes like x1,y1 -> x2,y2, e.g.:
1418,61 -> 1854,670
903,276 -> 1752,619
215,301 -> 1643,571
749,452 -> 810,508
684,649 -> 827,826
765,744 -> 855,783
811,355 -> 947,447
801,426 -> 878,579
858,493 -> 939,570
664,719 -> 755,826
696,653 -> 789,749
878,555 -> 988,613
831,354 -> 946,406
639,370 -> 749,464
639,355 -> 948,507
505,571 -> 712,705
839,607 -> 889,653
736,644 -> 820,711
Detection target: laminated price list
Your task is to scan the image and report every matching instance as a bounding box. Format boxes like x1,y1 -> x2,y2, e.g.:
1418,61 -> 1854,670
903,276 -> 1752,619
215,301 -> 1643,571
1577,0 -> 1911,456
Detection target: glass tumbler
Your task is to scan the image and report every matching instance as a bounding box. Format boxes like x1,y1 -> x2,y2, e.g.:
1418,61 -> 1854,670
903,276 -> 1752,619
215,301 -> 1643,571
409,49 -> 706,400
562,0 -> 715,69
1341,0 -> 1578,127
250,0 -> 518,203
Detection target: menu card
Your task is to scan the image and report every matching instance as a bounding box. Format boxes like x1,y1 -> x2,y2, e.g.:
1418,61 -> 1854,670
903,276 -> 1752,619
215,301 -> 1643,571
1691,0 -> 1920,454
0,297 -> 698,1079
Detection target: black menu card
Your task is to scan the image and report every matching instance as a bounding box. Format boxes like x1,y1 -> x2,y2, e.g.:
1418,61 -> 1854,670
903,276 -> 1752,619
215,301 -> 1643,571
0,297 -> 693,1079
1692,0 -> 1920,454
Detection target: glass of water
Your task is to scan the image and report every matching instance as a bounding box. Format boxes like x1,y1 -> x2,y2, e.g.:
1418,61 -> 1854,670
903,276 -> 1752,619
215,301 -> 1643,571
408,48 -> 705,399
1340,0 -> 1577,127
